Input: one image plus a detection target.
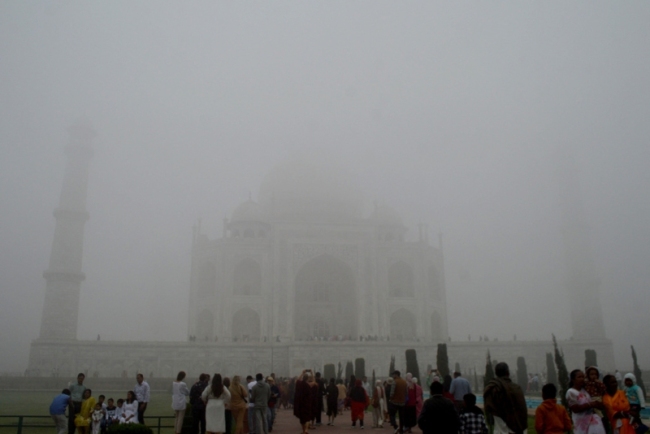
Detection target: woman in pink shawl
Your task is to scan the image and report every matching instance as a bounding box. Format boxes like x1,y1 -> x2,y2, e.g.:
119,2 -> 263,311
403,373 -> 417,433
412,377 -> 424,418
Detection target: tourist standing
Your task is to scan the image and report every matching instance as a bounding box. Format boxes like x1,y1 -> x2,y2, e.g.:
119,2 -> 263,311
50,388 -> 71,434
294,371 -> 313,434
172,371 -> 190,434
534,384 -> 571,434
566,369 -> 606,434
371,380 -> 385,428
459,393 -> 488,434
326,378 -> 339,426
623,373 -> 647,432
413,378 -> 423,419
229,375 -> 250,434
69,373 -> 87,434
266,377 -> 280,432
191,374 -> 210,434
223,377 -> 233,434
417,382 -> 459,434
336,380 -> 347,415
202,374 -> 232,434
403,373 -> 417,433
390,371 -> 408,434
483,362 -> 528,434
350,379 -> 369,428
251,373 -> 271,434
602,375 -> 635,434
314,372 -> 325,426
450,372 -> 472,411
134,374 -> 150,425
75,389 -> 96,434
385,378 -> 397,430
247,375 -> 257,434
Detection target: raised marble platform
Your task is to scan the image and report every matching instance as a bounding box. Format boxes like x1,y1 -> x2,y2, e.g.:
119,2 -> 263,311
26,337 -> 615,379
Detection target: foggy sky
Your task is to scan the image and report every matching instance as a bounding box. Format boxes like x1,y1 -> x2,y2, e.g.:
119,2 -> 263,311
1,1 -> 649,372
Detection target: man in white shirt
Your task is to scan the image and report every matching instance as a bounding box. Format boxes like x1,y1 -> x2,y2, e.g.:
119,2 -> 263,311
134,374 -> 150,425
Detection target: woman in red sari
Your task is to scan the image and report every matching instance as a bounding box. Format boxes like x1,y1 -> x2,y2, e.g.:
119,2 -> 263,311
350,380 -> 369,428
602,375 -> 635,434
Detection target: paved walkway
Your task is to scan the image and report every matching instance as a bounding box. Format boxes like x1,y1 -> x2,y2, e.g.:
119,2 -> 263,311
270,408 -> 422,434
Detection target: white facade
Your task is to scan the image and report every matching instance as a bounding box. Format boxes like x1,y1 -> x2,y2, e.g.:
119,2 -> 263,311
27,151 -> 616,378
188,162 -> 448,344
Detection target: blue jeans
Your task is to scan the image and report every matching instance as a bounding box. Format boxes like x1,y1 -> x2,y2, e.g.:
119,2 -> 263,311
248,406 -> 255,434
267,407 -> 276,431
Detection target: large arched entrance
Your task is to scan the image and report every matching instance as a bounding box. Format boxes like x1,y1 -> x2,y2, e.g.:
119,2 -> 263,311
232,307 -> 261,342
294,254 -> 358,340
390,308 -> 416,341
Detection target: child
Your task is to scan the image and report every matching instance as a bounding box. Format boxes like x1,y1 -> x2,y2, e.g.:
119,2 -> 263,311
96,395 -> 106,433
103,398 -> 117,433
623,374 -> 648,434
535,383 -> 572,434
91,403 -> 104,434
459,393 -> 488,434
585,367 -> 607,401
114,399 -> 125,424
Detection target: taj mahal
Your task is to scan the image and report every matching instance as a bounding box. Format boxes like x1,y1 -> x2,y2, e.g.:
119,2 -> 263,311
27,123 -> 615,378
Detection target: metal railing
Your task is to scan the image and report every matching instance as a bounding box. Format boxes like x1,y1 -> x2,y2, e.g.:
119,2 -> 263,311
0,415 -> 176,434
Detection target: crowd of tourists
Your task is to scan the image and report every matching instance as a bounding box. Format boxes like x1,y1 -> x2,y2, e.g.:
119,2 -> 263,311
49,363 -> 646,434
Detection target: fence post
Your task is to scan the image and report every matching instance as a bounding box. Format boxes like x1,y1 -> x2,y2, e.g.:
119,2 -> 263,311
17,416 -> 23,434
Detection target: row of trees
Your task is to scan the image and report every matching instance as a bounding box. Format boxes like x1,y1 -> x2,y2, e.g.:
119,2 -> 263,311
483,335 -> 646,405
320,338 -> 646,405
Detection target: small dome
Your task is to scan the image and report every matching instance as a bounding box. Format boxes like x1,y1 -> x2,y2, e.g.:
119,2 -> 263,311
231,200 -> 263,222
370,203 -> 403,226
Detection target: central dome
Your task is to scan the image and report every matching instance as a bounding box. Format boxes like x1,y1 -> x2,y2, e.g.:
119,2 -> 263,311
258,160 -> 364,222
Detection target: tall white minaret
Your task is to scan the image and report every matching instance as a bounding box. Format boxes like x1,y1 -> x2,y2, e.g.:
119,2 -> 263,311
556,152 -> 606,340
38,121 -> 95,340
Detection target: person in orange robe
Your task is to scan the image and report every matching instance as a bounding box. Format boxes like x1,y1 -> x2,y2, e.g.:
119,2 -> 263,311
602,375 -> 635,434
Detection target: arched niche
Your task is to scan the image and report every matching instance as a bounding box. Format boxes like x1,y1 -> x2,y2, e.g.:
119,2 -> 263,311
390,308 -> 416,341
294,254 -> 357,340
232,307 -> 261,342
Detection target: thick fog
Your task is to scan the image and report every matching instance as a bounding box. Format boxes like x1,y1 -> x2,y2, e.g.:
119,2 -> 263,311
1,2 -> 649,373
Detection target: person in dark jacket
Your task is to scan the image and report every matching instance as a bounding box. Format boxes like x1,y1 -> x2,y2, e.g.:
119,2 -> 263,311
190,373 -> 210,434
325,378 -> 339,426
417,382 -> 460,434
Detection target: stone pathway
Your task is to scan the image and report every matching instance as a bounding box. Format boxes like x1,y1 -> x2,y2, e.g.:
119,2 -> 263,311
270,408 -> 422,434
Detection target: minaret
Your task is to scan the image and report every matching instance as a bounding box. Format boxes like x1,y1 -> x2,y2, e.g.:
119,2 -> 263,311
556,152 -> 606,340
38,121 -> 95,340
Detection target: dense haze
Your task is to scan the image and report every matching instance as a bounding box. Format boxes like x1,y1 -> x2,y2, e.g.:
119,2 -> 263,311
1,2 -> 649,373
